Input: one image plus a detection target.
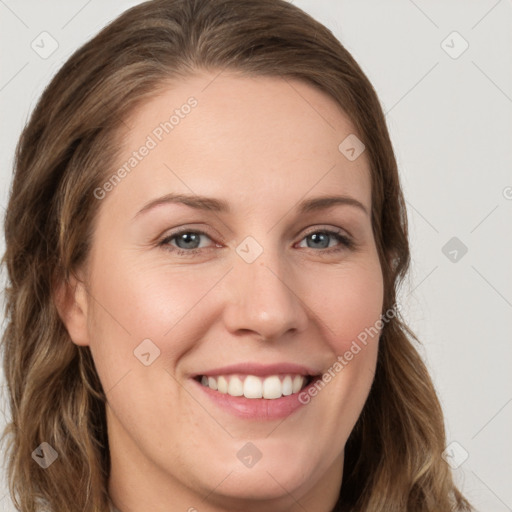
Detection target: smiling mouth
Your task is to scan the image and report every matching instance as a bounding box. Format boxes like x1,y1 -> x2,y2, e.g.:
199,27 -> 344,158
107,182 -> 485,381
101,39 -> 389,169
194,374 -> 314,399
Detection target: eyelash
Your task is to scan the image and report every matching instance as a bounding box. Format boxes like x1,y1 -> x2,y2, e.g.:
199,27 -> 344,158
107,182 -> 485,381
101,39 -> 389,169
157,227 -> 355,257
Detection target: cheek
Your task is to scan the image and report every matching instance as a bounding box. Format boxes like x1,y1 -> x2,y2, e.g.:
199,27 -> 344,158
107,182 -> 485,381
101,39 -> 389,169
89,248 -> 215,338
306,261 -> 384,354
296,262 -> 383,437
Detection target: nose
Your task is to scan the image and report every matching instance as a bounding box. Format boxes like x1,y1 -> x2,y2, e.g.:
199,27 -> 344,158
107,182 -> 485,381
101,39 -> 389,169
221,252 -> 309,342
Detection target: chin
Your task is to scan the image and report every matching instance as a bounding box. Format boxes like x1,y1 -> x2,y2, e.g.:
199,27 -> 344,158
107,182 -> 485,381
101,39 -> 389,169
189,441 -> 336,505
201,462 -> 314,503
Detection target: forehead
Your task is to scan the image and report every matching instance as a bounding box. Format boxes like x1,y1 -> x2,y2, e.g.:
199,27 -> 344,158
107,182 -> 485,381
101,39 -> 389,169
106,72 -> 372,217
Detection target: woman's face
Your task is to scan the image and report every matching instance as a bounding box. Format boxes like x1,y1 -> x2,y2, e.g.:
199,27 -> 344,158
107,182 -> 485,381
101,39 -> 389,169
69,72 -> 384,511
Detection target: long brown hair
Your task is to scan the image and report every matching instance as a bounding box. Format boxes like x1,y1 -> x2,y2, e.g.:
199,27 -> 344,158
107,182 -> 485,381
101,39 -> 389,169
1,0 -> 473,510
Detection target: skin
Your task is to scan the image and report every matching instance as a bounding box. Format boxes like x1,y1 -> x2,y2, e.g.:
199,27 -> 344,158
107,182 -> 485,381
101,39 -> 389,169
58,71 -> 384,512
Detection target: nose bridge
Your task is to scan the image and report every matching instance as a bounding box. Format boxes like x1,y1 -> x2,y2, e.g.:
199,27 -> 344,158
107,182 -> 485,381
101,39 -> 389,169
223,241 -> 308,341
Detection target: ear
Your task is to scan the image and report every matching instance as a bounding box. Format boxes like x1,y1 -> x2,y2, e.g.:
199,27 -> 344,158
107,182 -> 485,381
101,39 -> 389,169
53,270 -> 91,347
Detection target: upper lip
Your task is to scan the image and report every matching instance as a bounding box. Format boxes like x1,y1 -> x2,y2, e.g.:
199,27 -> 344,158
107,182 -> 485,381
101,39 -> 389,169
193,362 -> 322,378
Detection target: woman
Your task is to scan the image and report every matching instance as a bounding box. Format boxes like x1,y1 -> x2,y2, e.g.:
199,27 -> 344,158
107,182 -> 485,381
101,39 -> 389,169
1,0 -> 474,510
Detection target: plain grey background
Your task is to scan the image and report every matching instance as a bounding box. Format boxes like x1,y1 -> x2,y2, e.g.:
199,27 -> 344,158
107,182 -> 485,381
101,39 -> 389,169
1,1 -> 511,511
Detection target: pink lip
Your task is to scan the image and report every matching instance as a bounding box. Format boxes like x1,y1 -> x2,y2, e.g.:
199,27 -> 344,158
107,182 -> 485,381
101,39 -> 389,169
193,362 -> 321,378
190,362 -> 322,420
193,380 -> 314,420
190,364 -> 322,420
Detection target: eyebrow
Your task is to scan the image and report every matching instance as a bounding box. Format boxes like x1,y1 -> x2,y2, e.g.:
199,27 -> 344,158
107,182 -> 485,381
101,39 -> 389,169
133,192 -> 369,219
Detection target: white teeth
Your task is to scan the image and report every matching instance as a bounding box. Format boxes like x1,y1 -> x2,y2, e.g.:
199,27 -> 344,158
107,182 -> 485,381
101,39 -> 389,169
199,374 -> 309,399
228,376 -> 244,396
282,375 -> 293,396
292,375 -> 303,393
208,376 -> 218,390
262,376 -> 282,399
244,375 -> 263,398
217,376 -> 228,394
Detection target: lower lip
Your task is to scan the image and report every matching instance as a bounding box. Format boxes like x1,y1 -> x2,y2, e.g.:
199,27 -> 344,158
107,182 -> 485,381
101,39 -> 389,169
192,378 -> 318,420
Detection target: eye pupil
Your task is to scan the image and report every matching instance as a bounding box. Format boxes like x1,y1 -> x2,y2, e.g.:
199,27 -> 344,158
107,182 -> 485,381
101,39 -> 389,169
308,232 -> 329,249
176,232 -> 201,249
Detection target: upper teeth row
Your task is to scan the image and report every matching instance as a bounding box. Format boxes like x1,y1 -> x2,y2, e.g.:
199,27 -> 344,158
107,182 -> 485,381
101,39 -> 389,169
200,374 -> 307,399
